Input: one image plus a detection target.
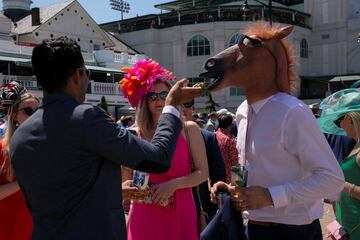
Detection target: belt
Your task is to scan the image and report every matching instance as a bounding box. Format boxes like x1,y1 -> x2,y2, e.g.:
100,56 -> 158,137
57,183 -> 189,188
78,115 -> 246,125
248,220 -> 280,227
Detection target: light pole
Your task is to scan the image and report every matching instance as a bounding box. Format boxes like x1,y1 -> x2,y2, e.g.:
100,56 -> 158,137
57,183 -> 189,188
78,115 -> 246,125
241,0 -> 273,25
110,0 -> 130,20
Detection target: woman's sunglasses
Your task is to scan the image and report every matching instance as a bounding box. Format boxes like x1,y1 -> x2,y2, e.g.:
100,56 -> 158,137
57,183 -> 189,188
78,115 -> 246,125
334,115 -> 345,128
16,107 -> 38,116
147,91 -> 168,101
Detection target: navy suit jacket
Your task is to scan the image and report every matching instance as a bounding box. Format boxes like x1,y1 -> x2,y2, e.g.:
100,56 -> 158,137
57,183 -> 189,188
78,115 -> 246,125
200,196 -> 245,240
324,133 -> 356,163
10,93 -> 182,240
193,129 -> 226,222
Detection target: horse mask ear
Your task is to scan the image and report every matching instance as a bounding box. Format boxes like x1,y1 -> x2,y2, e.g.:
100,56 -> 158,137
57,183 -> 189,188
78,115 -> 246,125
275,26 -> 294,39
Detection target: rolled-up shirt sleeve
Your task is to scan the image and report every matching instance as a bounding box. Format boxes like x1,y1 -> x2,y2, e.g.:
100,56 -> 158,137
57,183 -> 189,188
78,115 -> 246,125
268,106 -> 345,208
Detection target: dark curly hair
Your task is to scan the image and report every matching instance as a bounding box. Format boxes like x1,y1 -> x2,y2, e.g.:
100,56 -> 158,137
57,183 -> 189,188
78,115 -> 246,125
31,37 -> 84,93
218,114 -> 233,129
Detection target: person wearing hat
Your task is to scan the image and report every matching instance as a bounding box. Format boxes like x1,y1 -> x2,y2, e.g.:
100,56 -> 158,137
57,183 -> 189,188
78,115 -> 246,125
0,81 -> 39,240
205,111 -> 218,132
9,37 -> 203,240
317,88 -> 360,239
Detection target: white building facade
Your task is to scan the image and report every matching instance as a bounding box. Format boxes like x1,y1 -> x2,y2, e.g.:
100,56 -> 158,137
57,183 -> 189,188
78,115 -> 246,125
101,0 -> 360,112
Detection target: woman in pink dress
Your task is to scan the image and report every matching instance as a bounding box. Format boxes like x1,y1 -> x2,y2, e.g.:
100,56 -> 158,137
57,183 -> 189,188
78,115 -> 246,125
120,59 -> 208,240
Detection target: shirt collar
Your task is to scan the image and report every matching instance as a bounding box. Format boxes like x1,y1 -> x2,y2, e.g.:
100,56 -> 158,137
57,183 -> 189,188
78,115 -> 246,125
249,93 -> 278,114
40,92 -> 77,108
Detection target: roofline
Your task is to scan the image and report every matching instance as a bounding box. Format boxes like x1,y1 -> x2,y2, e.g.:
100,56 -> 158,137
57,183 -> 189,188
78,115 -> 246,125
13,0 -> 116,48
154,0 -> 192,10
14,0 -> 74,35
101,4 -> 310,26
74,0 -> 115,47
100,14 -> 159,26
106,32 -> 141,54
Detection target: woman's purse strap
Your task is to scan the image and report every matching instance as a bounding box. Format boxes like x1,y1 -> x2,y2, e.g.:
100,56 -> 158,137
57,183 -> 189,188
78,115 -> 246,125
183,123 -> 207,216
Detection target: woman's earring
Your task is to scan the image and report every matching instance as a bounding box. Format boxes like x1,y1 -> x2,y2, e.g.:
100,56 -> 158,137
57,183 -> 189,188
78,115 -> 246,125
13,120 -> 19,128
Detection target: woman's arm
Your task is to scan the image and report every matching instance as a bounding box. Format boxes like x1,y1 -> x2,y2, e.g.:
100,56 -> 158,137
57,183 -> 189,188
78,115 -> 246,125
0,181 -> 20,200
343,181 -> 360,201
152,121 -> 209,202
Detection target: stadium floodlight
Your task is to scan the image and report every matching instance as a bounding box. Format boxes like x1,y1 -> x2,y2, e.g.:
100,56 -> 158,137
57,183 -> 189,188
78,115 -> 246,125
109,0 -> 130,20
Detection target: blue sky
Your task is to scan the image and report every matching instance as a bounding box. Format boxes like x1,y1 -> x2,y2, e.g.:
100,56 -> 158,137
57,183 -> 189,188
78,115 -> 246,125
0,0 -> 170,24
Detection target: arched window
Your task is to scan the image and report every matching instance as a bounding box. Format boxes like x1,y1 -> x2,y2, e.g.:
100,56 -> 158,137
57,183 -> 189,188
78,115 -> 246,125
187,35 -> 210,57
300,39 -> 308,58
229,33 -> 242,47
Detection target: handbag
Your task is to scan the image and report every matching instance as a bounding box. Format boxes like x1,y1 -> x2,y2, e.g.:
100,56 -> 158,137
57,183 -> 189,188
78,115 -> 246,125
183,123 -> 209,233
326,220 -> 360,240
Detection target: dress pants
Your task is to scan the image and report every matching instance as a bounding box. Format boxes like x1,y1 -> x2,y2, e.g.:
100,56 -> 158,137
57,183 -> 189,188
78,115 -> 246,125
247,219 -> 322,240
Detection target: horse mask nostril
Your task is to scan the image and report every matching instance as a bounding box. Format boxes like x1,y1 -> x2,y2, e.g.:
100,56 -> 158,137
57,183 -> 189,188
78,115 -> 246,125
206,59 -> 216,68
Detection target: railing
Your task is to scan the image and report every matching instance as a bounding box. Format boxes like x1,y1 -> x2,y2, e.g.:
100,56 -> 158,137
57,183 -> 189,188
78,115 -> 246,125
118,9 -> 311,34
82,52 -> 96,63
114,52 -> 128,63
0,75 -> 124,96
89,80 -> 122,95
0,75 -> 38,89
0,40 -> 34,56
113,52 -> 145,65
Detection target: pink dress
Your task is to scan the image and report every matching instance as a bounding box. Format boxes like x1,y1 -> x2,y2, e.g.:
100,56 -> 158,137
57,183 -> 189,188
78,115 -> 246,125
127,134 -> 198,240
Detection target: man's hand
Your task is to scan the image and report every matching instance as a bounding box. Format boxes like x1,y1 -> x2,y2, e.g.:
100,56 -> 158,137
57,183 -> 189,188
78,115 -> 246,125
233,186 -> 274,211
165,79 -> 204,107
122,180 -> 141,200
210,181 -> 234,204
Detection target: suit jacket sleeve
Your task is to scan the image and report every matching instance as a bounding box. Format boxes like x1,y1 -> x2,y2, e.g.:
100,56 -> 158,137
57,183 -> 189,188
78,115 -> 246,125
84,107 -> 182,173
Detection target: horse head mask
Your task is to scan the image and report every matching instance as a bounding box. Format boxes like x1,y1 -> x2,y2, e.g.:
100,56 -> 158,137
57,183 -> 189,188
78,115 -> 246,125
200,23 -> 300,95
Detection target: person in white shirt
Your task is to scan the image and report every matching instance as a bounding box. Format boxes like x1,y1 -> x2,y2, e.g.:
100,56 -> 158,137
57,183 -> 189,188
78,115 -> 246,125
200,22 -> 344,240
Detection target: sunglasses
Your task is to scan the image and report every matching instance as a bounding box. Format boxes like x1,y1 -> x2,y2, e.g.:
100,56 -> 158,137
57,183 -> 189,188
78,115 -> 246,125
183,100 -> 194,108
16,107 -> 37,116
79,68 -> 91,78
237,34 -> 264,48
147,91 -> 168,101
334,115 -> 345,128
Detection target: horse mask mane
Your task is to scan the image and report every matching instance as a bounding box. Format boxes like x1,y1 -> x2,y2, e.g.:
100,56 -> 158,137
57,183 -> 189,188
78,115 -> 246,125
200,22 -> 300,95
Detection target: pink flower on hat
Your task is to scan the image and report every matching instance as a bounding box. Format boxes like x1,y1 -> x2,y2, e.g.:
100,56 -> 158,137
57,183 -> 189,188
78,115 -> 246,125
119,59 -> 175,108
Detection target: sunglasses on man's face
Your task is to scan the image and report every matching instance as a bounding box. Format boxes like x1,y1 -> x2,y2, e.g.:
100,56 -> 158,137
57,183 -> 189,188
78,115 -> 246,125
147,91 -> 168,101
334,115 -> 345,128
183,101 -> 194,108
17,107 -> 38,116
79,68 -> 91,78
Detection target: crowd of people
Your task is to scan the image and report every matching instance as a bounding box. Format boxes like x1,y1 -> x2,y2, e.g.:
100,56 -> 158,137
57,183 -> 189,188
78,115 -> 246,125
0,22 -> 359,240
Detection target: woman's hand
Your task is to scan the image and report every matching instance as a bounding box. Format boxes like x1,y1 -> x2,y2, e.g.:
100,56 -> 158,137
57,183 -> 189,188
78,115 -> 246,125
152,181 -> 176,205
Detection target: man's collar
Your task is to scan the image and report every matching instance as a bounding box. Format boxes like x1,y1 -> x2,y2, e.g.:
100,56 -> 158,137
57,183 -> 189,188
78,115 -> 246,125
40,92 -> 77,108
249,93 -> 278,114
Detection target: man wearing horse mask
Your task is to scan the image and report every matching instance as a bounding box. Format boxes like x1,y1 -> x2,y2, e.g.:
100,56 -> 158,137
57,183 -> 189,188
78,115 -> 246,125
202,23 -> 344,240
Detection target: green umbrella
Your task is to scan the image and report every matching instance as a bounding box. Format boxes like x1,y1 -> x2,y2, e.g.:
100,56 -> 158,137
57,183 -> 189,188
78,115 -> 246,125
317,88 -> 360,135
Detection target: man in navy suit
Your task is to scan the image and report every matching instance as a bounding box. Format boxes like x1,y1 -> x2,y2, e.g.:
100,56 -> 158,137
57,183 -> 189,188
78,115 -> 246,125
182,100 -> 226,221
10,37 -> 202,240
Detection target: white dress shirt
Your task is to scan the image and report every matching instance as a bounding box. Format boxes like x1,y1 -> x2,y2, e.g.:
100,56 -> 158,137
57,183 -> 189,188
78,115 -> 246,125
162,105 -> 180,118
236,92 -> 344,225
